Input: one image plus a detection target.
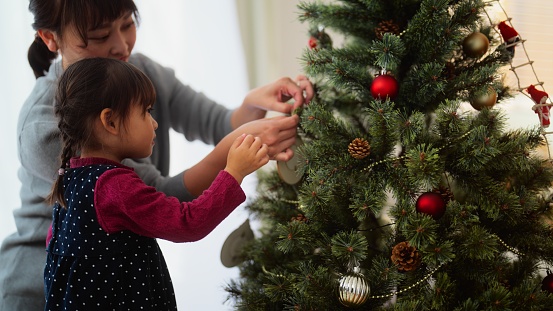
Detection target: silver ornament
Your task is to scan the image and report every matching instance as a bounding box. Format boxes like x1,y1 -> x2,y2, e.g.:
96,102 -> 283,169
338,268 -> 370,307
277,136 -> 304,185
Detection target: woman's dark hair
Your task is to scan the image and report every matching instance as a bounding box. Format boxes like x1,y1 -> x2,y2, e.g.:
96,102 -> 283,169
47,58 -> 156,207
28,0 -> 139,78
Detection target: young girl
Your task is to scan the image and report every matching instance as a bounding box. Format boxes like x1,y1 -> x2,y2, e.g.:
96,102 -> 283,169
43,57 -> 269,310
0,1 -> 313,309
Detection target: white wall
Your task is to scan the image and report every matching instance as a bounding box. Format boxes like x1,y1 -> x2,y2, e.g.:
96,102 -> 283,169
0,1 -> 35,253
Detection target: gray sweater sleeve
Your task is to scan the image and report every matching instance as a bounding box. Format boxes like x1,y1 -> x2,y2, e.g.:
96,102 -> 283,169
121,157 -> 189,201
131,53 -> 234,143
126,54 -> 235,201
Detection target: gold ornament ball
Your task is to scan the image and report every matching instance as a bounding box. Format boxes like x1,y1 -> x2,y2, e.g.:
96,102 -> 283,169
338,270 -> 370,307
470,86 -> 497,111
463,32 -> 490,58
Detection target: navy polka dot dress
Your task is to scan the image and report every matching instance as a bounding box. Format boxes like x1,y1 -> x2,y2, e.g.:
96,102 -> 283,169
44,164 -> 177,310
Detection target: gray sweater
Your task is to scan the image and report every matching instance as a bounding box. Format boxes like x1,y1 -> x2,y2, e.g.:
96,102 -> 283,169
0,53 -> 234,310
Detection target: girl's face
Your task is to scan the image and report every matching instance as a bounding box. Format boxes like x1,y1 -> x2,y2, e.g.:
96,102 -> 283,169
60,12 -> 136,69
120,104 -> 158,160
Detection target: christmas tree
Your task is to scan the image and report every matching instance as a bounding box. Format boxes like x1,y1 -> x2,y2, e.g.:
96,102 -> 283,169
225,0 -> 553,309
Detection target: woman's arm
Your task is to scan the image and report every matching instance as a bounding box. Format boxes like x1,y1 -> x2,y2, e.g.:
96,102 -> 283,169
183,115 -> 299,197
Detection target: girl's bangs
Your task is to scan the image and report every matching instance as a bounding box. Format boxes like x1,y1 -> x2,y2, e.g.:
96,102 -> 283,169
133,72 -> 156,110
115,63 -> 156,113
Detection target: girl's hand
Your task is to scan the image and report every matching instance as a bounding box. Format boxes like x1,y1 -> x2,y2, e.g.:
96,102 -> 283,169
224,134 -> 269,183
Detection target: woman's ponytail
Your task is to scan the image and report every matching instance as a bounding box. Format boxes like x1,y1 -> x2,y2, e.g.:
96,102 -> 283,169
28,35 -> 57,79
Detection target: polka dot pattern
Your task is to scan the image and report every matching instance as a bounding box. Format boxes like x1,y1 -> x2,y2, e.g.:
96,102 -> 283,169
45,164 -> 177,310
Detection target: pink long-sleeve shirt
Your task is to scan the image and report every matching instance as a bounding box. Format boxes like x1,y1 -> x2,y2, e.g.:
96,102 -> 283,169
47,157 -> 246,245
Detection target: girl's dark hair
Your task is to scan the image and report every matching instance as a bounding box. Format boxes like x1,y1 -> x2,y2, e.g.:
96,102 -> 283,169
28,0 -> 139,78
47,58 -> 156,207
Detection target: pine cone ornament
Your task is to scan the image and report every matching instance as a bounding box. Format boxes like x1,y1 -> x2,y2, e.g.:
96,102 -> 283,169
291,213 -> 308,223
391,241 -> 421,272
375,19 -> 401,39
443,61 -> 456,80
432,186 -> 454,205
348,138 -> 371,159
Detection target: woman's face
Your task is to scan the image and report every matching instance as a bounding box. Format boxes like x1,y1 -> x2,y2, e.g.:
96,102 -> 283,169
60,12 -> 136,68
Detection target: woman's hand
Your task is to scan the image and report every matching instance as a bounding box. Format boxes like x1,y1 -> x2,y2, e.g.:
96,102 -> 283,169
234,115 -> 299,162
183,82 -> 308,196
231,75 -> 314,128
183,115 -> 299,196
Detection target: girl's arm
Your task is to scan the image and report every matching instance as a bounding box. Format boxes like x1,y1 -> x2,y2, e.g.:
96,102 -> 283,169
95,168 -> 246,243
96,134 -> 267,242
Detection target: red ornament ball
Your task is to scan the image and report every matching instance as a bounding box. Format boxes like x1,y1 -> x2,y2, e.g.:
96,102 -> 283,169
308,36 -> 318,49
542,272 -> 553,293
370,74 -> 399,100
416,192 -> 446,219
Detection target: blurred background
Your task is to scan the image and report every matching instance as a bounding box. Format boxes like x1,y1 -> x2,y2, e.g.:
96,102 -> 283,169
0,1 -> 551,309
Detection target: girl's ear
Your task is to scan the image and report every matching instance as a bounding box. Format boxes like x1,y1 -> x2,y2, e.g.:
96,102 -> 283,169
37,29 -> 59,52
99,108 -> 119,135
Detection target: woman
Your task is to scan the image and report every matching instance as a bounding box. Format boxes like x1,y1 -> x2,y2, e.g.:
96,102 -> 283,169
0,1 -> 313,309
